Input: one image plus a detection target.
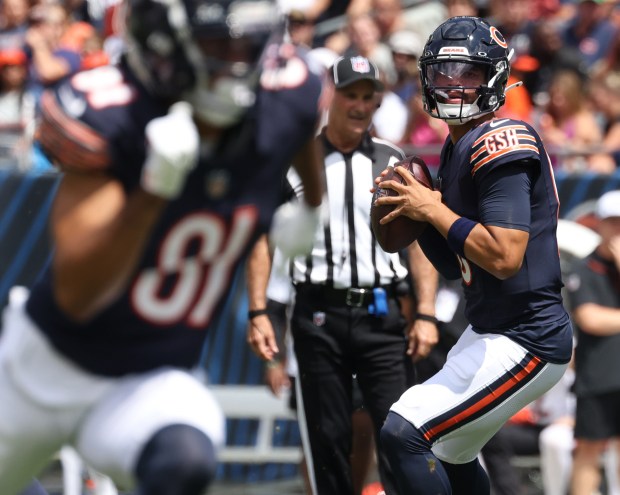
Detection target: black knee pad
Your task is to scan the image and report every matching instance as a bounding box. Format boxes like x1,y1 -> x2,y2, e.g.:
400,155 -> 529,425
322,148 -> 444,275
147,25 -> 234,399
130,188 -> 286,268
380,411 -> 431,457
135,424 -> 217,495
380,412 -> 453,494
443,459 -> 490,495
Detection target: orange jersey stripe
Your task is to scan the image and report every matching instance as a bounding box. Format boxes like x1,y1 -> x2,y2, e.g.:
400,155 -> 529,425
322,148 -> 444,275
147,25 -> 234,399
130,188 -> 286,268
423,356 -> 542,441
471,144 -> 539,175
39,91 -> 110,171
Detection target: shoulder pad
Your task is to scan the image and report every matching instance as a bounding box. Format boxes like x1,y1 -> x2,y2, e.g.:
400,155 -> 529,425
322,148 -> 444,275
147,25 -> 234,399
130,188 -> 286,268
470,119 -> 540,175
38,86 -> 111,172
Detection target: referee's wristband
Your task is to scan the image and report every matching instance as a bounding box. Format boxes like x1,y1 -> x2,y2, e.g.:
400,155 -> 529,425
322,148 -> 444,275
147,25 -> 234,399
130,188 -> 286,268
248,308 -> 268,320
416,313 -> 439,325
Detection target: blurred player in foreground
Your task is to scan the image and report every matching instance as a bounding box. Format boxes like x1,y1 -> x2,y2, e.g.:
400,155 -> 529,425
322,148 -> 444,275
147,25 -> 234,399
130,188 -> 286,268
0,0 -> 324,494
374,16 -> 573,494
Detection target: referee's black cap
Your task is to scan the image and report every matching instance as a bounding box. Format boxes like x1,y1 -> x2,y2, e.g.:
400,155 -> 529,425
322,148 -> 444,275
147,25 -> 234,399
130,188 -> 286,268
330,55 -> 384,91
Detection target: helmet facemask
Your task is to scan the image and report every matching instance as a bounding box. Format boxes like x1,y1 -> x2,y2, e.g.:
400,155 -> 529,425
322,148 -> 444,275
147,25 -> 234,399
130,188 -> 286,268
184,1 -> 283,127
421,59 -> 509,124
418,16 -> 511,125
125,0 -> 282,127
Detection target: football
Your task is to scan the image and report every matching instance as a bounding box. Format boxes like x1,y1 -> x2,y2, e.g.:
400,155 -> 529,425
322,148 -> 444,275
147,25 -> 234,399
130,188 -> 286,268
370,155 -> 434,253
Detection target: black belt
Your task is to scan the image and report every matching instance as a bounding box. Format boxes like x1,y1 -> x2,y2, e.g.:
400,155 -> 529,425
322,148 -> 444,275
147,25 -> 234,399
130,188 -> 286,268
294,283 -> 398,308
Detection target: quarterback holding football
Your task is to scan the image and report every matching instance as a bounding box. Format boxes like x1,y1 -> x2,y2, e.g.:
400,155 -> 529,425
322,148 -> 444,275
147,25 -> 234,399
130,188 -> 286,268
376,16 -> 573,495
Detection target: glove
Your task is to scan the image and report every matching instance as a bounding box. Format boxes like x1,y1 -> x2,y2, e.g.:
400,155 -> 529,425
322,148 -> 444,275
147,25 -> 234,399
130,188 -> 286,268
141,101 -> 199,199
269,200 -> 321,257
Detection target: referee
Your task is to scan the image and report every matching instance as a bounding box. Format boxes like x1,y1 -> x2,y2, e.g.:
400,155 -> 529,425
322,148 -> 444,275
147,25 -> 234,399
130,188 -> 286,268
247,55 -> 438,495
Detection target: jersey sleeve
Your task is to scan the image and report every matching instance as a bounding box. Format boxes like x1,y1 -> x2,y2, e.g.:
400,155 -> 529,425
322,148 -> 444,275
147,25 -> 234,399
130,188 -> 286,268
476,161 -> 535,231
38,84 -> 112,172
37,66 -> 157,188
469,119 -> 541,179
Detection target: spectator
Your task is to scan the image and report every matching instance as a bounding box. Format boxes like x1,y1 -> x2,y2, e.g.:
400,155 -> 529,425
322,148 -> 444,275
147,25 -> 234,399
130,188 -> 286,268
402,92 -> 449,169
371,0 -> 406,42
247,55 -> 439,495
521,19 -> 587,107
560,0 -> 618,73
372,83 -> 408,143
370,43 -> 409,144
593,32 -> 619,80
100,0 -> 125,64
61,21 -> 109,70
24,2 -> 84,172
24,3 -> 82,105
530,0 -> 562,19
538,373 -> 578,495
387,29 -> 422,104
286,9 -> 316,49
400,0 -> 447,42
385,30 -> 447,162
383,29 -> 445,149
533,69 -> 606,172
343,12 -> 396,86
538,365 -> 620,495
0,0 -> 30,51
497,70 -> 533,122
443,0 -> 479,17
300,0 -> 371,48
585,73 -> 620,172
486,0 -> 535,57
334,16 -> 408,142
566,189 -> 620,495
0,47 -> 35,170
304,0 -> 371,23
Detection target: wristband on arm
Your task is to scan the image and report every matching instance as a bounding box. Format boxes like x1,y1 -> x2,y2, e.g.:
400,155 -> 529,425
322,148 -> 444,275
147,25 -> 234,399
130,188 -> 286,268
446,217 -> 477,258
415,313 -> 438,325
248,308 -> 269,320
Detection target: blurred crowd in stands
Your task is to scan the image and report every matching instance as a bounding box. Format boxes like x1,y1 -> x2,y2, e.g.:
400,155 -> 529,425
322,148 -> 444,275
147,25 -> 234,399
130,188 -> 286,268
2,0 -> 620,174
285,0 -> 620,174
0,0 -> 121,170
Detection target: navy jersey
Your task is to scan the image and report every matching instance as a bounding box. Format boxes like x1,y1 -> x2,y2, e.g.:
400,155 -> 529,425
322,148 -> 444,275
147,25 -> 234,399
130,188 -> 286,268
437,118 -> 572,363
27,47 -> 323,376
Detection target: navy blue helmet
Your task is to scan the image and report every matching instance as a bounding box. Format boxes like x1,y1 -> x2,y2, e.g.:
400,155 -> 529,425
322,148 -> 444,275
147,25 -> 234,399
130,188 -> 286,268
125,0 -> 283,126
419,16 -> 511,124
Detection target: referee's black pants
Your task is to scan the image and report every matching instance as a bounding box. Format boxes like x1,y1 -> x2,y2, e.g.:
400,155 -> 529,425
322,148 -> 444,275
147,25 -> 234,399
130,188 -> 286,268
291,285 -> 412,495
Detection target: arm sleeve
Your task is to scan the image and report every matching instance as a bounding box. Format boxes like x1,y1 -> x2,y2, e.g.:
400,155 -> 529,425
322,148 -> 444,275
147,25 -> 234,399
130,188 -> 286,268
477,160 -> 536,231
417,225 -> 462,280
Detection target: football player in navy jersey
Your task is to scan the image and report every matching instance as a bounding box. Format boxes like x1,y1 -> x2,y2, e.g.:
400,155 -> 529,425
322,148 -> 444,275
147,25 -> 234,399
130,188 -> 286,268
0,0 -> 324,494
373,16 -> 574,495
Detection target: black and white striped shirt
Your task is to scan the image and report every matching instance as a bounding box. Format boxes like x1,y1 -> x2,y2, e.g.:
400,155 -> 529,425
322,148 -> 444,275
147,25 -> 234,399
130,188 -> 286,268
287,132 -> 409,289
